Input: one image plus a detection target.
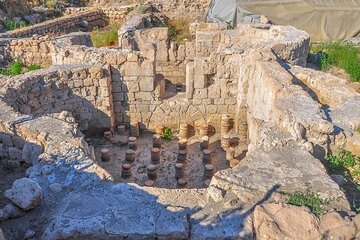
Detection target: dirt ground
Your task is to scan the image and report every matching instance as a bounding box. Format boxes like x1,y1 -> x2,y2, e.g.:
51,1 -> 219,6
92,132 -> 246,189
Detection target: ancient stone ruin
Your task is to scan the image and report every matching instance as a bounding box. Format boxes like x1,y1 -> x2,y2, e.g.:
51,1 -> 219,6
0,1 -> 359,239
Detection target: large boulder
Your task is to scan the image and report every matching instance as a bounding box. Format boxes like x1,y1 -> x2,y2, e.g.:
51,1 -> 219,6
254,203 -> 320,240
4,178 -> 42,211
22,143 -> 43,165
319,211 -> 356,239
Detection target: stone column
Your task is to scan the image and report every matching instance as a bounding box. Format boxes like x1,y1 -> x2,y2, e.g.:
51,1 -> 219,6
153,134 -> 162,148
204,164 -> 214,179
130,122 -> 140,137
177,150 -> 187,163
202,149 -> 212,164
151,148 -> 161,164
104,131 -> 112,141
125,149 -> 136,162
117,125 -> 126,135
128,137 -> 137,150
147,164 -> 157,180
179,122 -> 188,140
221,114 -> 231,135
121,163 -> 132,179
175,163 -> 185,179
178,139 -> 187,151
101,148 -> 110,162
200,136 -> 209,150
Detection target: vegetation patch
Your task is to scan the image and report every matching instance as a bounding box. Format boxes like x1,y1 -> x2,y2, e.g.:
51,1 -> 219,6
90,23 -> 121,48
0,60 -> 42,76
5,20 -> 27,31
161,127 -> 174,140
125,6 -> 135,15
311,42 -> 360,82
325,149 -> 360,184
287,185 -> 330,216
168,19 -> 193,45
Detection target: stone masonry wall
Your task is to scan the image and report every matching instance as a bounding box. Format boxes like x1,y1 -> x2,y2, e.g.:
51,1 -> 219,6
64,5 -> 133,22
51,33 -> 159,128
0,36 -> 53,67
94,0 -> 211,20
0,10 -> 106,38
0,64 -> 114,132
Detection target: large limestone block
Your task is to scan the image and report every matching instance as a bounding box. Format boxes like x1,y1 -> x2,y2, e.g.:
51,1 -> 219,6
5,178 -> 43,211
254,203 -> 320,240
22,143 -> 43,165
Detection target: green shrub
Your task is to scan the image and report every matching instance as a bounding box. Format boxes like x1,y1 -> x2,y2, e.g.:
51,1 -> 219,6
0,61 -> 42,76
325,149 -> 360,183
5,20 -> 27,31
0,60 -> 24,76
311,42 -> 360,82
27,64 -> 42,72
287,186 -> 330,216
161,127 -> 173,140
167,19 -> 193,45
90,23 -> 121,48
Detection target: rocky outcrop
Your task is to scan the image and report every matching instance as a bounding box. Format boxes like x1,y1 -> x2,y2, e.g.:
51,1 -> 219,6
254,204 -> 320,240
4,178 -> 43,211
0,227 -> 4,240
254,204 -> 360,240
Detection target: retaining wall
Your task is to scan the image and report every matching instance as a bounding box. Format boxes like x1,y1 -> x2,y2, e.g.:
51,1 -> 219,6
0,64 -> 114,132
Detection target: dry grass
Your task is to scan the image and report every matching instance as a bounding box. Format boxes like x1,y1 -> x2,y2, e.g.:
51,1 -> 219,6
167,19 -> 193,45
90,23 -> 122,48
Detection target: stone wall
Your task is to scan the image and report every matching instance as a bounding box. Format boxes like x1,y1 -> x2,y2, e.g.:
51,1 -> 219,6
64,5 -> 133,22
0,36 -> 53,67
94,0 -> 211,20
0,64 -> 114,132
236,50 -> 334,153
0,10 -> 106,38
51,32 -> 160,128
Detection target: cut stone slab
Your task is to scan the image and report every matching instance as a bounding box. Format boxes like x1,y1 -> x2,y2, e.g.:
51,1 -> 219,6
5,178 -> 43,211
43,184 -> 189,240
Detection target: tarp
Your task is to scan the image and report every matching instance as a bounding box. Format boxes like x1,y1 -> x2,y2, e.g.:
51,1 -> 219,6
206,0 -> 360,41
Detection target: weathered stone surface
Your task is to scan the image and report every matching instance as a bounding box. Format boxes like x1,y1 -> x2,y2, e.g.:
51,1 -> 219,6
49,183 -> 63,193
0,227 -> 4,240
0,203 -> 25,221
5,178 -> 43,211
210,144 -> 345,204
254,203 -> 320,240
22,143 -> 43,165
43,184 -> 189,240
319,211 -> 356,239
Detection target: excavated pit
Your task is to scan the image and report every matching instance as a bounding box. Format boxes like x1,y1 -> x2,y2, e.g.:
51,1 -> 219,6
0,5 -> 360,239
89,129 -> 246,189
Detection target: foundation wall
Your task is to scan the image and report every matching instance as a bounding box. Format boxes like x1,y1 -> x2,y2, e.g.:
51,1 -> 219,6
0,64 -> 114,132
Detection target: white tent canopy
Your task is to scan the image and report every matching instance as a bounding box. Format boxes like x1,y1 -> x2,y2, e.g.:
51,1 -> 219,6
206,0 -> 360,41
